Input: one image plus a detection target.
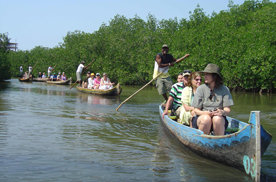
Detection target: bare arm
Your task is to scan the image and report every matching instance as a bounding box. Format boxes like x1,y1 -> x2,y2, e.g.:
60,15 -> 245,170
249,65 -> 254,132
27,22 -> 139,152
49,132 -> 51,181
162,96 -> 174,118
175,54 -> 190,64
194,108 -> 212,117
183,104 -> 194,112
212,107 -> 231,117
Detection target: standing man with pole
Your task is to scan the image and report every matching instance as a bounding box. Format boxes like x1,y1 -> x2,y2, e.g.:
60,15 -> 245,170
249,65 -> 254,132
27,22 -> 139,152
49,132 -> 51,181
76,60 -> 86,86
153,44 -> 190,101
19,65 -> 23,77
48,65 -> 53,78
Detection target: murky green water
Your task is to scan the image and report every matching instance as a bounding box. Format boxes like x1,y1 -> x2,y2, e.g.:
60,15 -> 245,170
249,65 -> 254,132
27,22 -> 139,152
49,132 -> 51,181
0,79 -> 275,182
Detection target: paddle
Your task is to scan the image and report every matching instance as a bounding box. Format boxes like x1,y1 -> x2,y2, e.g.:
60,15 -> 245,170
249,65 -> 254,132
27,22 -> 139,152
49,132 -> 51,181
115,72 -> 163,111
70,59 -> 95,89
115,54 -> 190,111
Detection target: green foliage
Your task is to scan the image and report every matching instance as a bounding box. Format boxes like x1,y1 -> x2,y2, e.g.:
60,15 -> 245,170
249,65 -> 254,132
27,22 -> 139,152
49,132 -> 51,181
5,0 -> 276,91
0,33 -> 11,80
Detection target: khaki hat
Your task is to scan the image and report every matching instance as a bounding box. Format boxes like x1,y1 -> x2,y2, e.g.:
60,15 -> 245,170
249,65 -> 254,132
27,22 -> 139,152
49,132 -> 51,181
182,70 -> 191,77
162,44 -> 168,49
201,63 -> 222,78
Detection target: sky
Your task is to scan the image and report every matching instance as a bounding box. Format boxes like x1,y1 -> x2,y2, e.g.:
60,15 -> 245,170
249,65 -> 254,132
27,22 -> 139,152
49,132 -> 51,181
0,0 -> 272,51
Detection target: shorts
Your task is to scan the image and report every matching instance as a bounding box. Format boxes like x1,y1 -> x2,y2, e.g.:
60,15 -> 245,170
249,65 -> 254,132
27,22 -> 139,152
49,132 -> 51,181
191,115 -> 228,130
156,77 -> 173,95
76,71 -> 82,81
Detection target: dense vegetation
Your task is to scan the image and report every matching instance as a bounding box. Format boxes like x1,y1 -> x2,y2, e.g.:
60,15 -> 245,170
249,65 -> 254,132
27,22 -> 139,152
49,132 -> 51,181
3,0 -> 276,92
0,33 -> 11,81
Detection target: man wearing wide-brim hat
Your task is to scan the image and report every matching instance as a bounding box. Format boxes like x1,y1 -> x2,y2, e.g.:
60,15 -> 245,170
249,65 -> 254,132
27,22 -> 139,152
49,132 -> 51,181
153,44 -> 190,101
191,63 -> 234,136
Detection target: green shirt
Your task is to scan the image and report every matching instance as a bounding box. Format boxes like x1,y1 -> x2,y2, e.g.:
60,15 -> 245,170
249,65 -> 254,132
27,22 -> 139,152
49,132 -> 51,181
169,82 -> 185,110
191,84 -> 234,111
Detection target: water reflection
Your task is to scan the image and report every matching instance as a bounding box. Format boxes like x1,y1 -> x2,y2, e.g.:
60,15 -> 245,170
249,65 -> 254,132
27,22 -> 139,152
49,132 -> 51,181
0,79 -> 275,181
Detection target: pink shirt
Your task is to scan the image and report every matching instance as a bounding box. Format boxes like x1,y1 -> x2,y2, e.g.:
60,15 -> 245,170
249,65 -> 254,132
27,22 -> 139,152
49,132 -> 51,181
94,78 -> 101,85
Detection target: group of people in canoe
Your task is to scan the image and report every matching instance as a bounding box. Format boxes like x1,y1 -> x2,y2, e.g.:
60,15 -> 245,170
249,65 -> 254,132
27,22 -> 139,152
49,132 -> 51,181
157,44 -> 234,136
19,65 -> 68,81
76,61 -> 115,90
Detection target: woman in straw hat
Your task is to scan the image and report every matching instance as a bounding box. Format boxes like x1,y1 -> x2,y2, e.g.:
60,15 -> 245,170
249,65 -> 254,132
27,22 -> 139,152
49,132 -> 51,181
191,63 -> 234,135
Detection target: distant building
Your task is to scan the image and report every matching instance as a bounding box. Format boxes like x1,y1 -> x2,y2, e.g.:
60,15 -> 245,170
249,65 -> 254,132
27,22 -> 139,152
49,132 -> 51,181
7,42 -> 18,51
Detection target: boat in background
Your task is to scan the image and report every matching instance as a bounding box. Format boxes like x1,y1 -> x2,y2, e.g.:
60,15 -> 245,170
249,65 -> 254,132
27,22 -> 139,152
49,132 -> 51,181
159,105 -> 272,181
46,78 -> 71,85
76,83 -> 122,96
18,77 -> 32,82
32,78 -> 49,82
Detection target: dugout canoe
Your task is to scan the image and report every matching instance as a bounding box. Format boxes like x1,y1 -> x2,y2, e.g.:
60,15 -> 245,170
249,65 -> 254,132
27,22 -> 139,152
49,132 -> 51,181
18,77 -> 32,82
32,78 -> 49,82
46,78 -> 71,85
159,105 -> 272,181
76,83 -> 122,96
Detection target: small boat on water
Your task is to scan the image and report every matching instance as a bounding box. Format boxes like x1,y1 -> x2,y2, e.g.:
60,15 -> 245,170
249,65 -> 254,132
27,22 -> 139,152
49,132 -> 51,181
76,83 -> 122,96
46,78 -> 71,85
18,77 -> 32,82
159,105 -> 272,181
32,78 -> 49,82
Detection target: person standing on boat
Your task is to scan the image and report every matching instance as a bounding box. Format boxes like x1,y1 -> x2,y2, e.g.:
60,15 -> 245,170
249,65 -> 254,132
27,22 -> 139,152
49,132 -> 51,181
19,65 -> 23,77
162,71 -> 191,119
153,44 -> 190,101
48,66 -> 53,78
76,61 -> 86,86
191,64 -> 234,135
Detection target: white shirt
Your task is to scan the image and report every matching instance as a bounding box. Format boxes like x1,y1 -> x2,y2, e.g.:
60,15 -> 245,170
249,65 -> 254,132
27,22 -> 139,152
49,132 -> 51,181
88,78 -> 94,88
76,64 -> 84,73
28,66 -> 32,72
48,67 -> 53,72
20,66 -> 23,72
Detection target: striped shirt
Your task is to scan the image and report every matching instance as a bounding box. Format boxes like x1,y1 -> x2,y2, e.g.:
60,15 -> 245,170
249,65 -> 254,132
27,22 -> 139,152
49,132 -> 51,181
169,82 -> 185,110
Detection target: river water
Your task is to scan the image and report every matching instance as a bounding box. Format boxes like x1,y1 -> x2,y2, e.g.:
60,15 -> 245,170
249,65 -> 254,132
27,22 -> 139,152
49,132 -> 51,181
0,79 -> 275,182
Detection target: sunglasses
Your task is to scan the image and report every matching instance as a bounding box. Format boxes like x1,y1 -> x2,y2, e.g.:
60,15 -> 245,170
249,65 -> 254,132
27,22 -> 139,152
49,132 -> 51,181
195,79 -> 201,82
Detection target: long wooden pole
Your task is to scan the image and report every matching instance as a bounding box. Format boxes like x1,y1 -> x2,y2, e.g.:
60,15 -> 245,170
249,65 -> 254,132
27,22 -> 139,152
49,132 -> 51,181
116,72 -> 163,111
115,54 -> 190,111
70,59 -> 95,89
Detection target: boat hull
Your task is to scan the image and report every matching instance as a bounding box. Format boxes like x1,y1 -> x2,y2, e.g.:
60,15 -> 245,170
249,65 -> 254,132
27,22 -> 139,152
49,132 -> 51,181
32,78 -> 49,82
46,79 -> 71,85
18,78 -> 32,82
159,105 -> 272,180
76,83 -> 122,96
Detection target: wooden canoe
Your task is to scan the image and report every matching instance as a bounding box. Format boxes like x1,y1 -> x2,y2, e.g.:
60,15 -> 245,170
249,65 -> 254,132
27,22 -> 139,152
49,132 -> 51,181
159,105 -> 272,181
46,78 -> 71,85
32,78 -> 49,82
18,77 -> 32,82
76,83 -> 122,96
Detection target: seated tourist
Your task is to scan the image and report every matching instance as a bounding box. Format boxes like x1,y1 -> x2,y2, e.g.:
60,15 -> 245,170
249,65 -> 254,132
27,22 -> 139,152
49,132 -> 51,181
42,72 -> 47,78
162,71 -> 190,119
82,71 -> 91,88
93,73 -> 101,89
61,72 -> 66,80
88,73 -> 95,89
51,73 -> 57,81
178,72 -> 201,126
99,73 -> 114,90
191,64 -> 234,135
57,72 -> 61,80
